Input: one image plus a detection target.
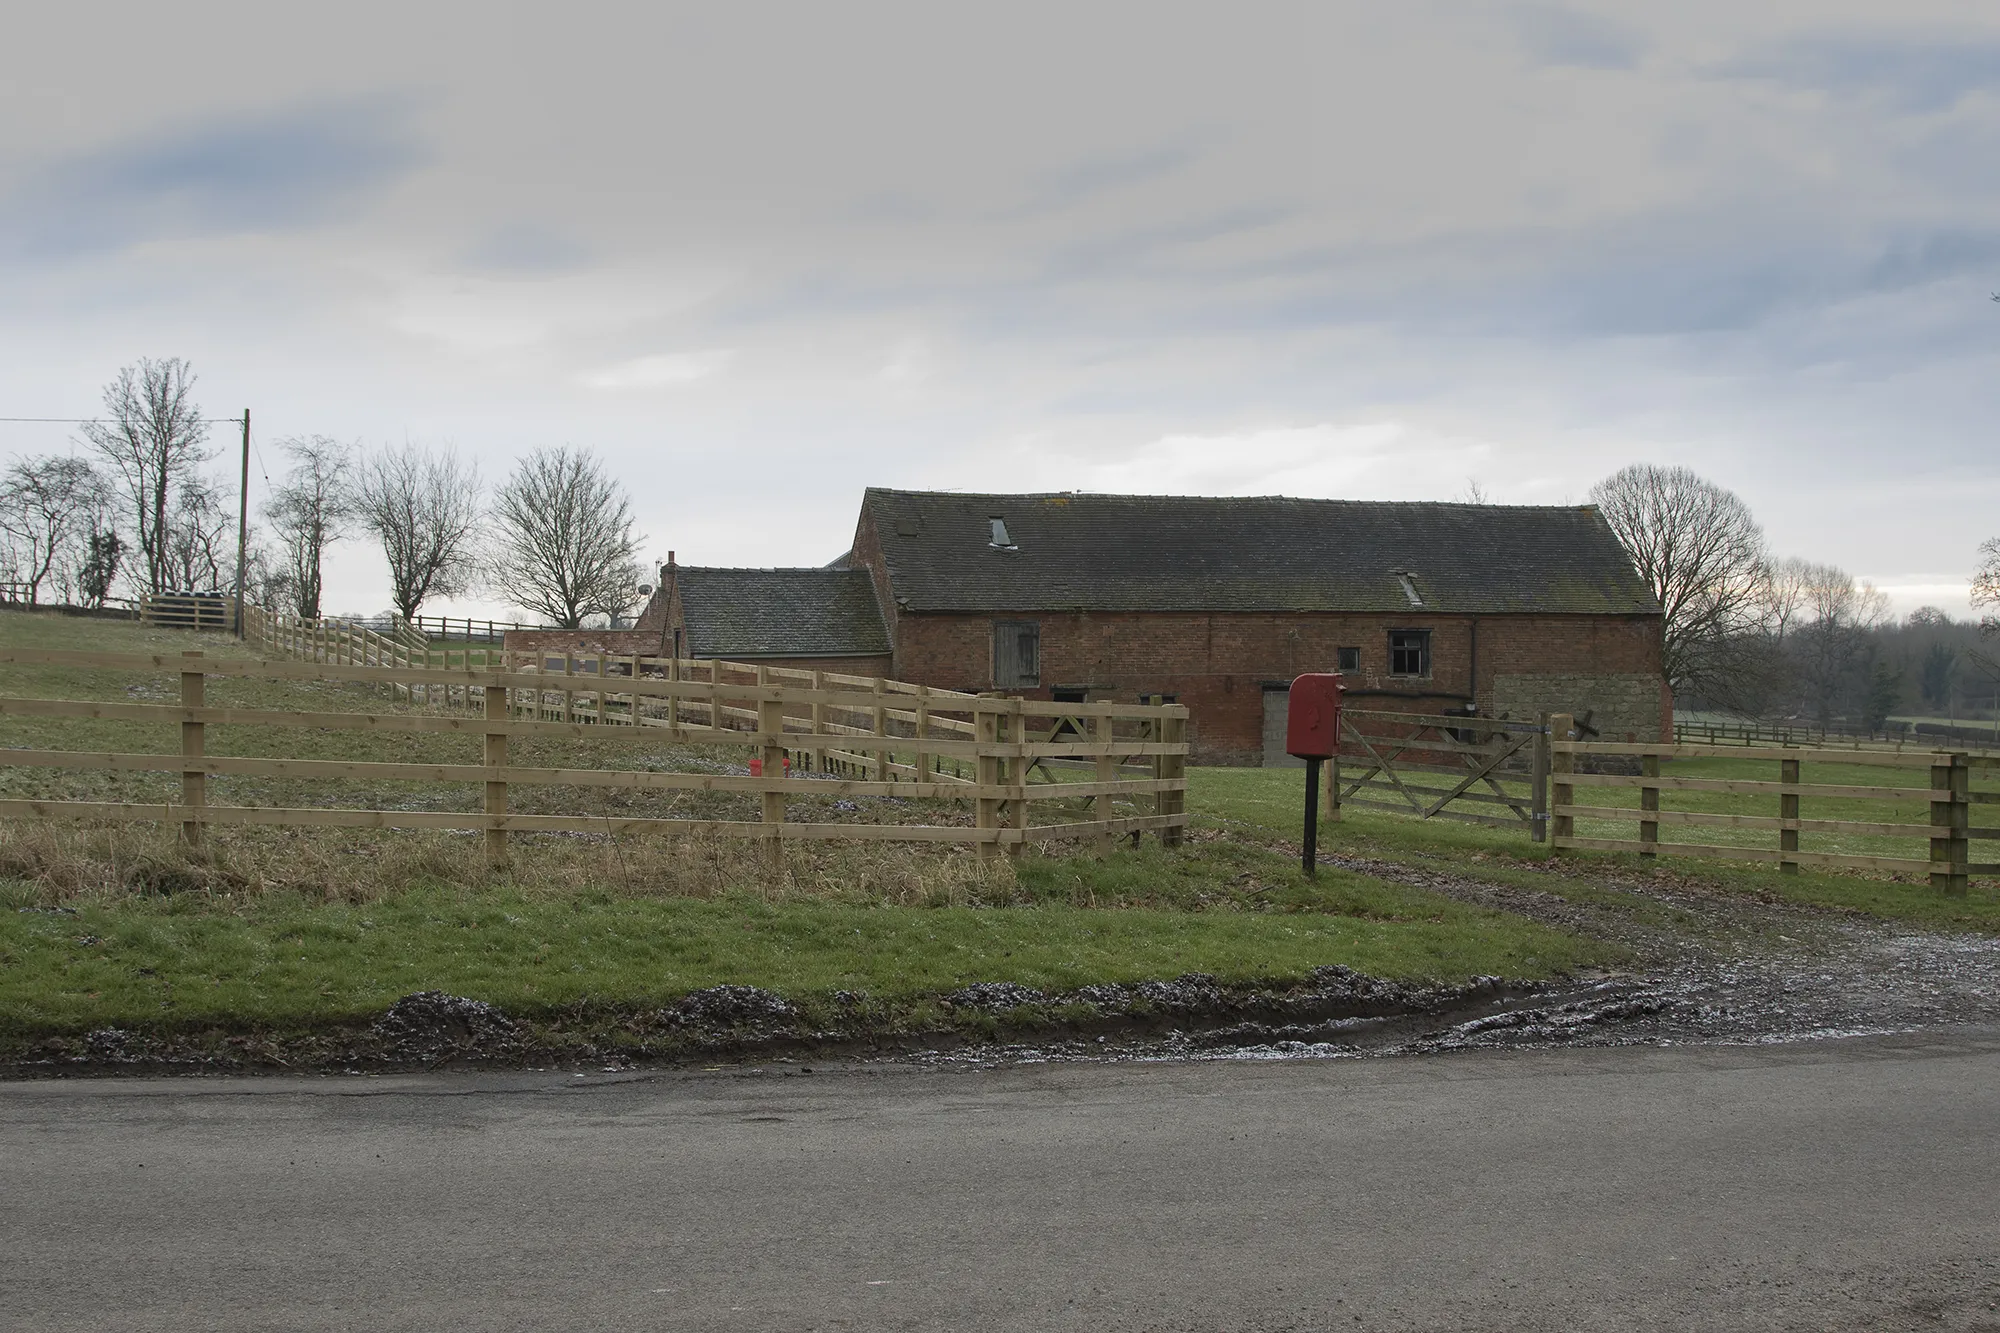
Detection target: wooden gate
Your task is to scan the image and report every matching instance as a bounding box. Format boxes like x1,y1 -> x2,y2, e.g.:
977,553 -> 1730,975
1331,709 -> 1548,835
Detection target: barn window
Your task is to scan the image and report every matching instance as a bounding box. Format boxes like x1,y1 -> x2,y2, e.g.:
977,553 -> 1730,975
1337,646 -> 1360,672
993,620 -> 1039,687
1388,630 -> 1430,678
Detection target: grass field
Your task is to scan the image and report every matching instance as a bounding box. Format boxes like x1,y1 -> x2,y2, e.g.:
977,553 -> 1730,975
1191,765 -> 2000,935
0,609 -> 1606,1038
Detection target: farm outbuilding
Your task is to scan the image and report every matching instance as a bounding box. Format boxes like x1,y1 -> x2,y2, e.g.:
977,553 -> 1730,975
511,488 -> 1668,764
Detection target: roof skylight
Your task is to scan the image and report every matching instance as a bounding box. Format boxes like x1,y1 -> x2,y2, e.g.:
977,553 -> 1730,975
1396,572 -> 1424,607
989,517 -> 1017,550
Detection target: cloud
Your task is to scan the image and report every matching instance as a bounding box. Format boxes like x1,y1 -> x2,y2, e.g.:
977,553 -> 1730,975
1017,422 -> 1497,499
1507,4 -> 1648,71
461,222 -> 594,274
580,350 -> 735,388
1722,33 -> 2000,112
2,100 -> 421,259
1023,142 -> 1203,214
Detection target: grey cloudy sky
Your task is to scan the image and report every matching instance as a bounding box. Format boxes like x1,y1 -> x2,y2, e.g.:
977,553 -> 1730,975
3,1 -> 1997,619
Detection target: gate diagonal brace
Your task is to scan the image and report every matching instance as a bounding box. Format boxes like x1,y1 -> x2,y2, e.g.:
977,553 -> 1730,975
1426,730 -> 1534,820
1341,720 -> 1430,815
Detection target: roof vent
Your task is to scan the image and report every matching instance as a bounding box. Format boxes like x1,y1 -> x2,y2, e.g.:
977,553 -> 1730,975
1396,572 -> 1424,607
988,517 -> 1017,550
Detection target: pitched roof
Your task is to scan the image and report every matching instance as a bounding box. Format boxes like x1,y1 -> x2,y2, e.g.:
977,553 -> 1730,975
860,489 -> 1660,616
677,567 -> 890,657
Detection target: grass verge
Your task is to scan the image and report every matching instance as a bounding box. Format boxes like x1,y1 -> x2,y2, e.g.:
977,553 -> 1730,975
1190,767 -> 2000,934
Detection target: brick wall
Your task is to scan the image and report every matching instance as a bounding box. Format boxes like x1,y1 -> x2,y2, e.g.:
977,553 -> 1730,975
887,609 -> 1666,763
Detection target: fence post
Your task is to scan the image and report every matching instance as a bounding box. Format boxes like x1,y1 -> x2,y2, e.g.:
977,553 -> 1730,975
1549,713 -> 1574,852
975,699 -> 1001,861
1780,750 -> 1801,875
1932,753 -> 1970,896
914,684 -> 931,785
1159,709 -> 1186,848
758,666 -> 785,871
1007,698 -> 1029,858
180,651 -> 205,848
811,670 -> 827,775
1326,747 -> 1341,823
1639,751 -> 1660,863
1094,711 -> 1115,854
873,679 -> 890,782
483,684 -> 509,866
712,660 -> 726,734
1531,715 -> 1551,844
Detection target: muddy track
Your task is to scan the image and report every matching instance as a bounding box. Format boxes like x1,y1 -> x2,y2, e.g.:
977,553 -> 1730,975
894,856 -> 2000,1069
1241,853 -> 2000,1058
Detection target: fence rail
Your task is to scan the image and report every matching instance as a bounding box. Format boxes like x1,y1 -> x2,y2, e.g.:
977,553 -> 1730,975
0,646 -> 1188,862
1675,716 -> 2000,755
1549,714 -> 1987,894
407,614 -> 537,643
138,593 -> 238,632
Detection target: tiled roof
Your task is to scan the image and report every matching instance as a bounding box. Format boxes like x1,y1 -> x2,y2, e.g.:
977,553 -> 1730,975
861,489 -> 1660,616
677,567 -> 890,657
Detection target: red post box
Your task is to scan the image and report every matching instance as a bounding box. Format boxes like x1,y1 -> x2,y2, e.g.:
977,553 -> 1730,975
1285,673 -> 1344,760
1286,673 -> 1344,877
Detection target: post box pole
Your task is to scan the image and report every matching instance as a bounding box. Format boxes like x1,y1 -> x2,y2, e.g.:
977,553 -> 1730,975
1303,756 -> 1321,878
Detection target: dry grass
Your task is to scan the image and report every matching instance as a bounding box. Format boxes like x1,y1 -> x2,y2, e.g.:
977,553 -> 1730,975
0,818 -> 1025,912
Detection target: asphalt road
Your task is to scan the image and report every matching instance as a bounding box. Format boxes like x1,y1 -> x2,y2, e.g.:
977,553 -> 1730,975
5,1032 -> 2000,1332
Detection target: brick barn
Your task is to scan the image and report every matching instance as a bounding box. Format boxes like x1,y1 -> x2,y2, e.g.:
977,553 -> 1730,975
511,488 -> 1668,765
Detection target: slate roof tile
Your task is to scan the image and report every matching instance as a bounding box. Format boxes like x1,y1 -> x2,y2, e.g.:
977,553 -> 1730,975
678,567 -> 890,657
861,489 -> 1659,616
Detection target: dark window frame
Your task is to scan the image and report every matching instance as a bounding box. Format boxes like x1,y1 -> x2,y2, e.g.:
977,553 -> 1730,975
1388,629 -> 1431,678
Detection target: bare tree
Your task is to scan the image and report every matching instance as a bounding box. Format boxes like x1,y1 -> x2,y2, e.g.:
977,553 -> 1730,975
0,455 -> 110,605
1588,464 -> 1767,692
160,475 -> 237,592
355,444 -> 482,622
79,359 -> 212,596
487,446 -> 645,628
1788,561 -> 1889,722
263,436 -> 355,620
1975,538 -> 2000,638
1971,538 -> 2000,683
1757,555 -> 1813,643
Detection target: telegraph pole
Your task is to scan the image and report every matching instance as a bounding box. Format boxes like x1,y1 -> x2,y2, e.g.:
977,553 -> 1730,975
233,410 -> 249,639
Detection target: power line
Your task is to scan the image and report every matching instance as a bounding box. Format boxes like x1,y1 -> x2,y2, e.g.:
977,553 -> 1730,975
2,413 -> 249,422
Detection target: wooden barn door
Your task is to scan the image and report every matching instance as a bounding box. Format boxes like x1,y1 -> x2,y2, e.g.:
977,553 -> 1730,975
993,620 -> 1040,689
1262,685 -> 1303,767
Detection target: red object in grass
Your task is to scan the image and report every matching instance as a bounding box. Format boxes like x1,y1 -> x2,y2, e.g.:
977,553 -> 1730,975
1285,673 -> 1344,760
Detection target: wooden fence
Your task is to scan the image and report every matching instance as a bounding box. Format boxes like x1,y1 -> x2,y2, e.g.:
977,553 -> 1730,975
138,593 -> 237,632
0,647 -> 1188,862
407,614 -> 536,643
1330,709 -> 1549,835
1548,714 -> 1993,895
1674,715 -> 2000,755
